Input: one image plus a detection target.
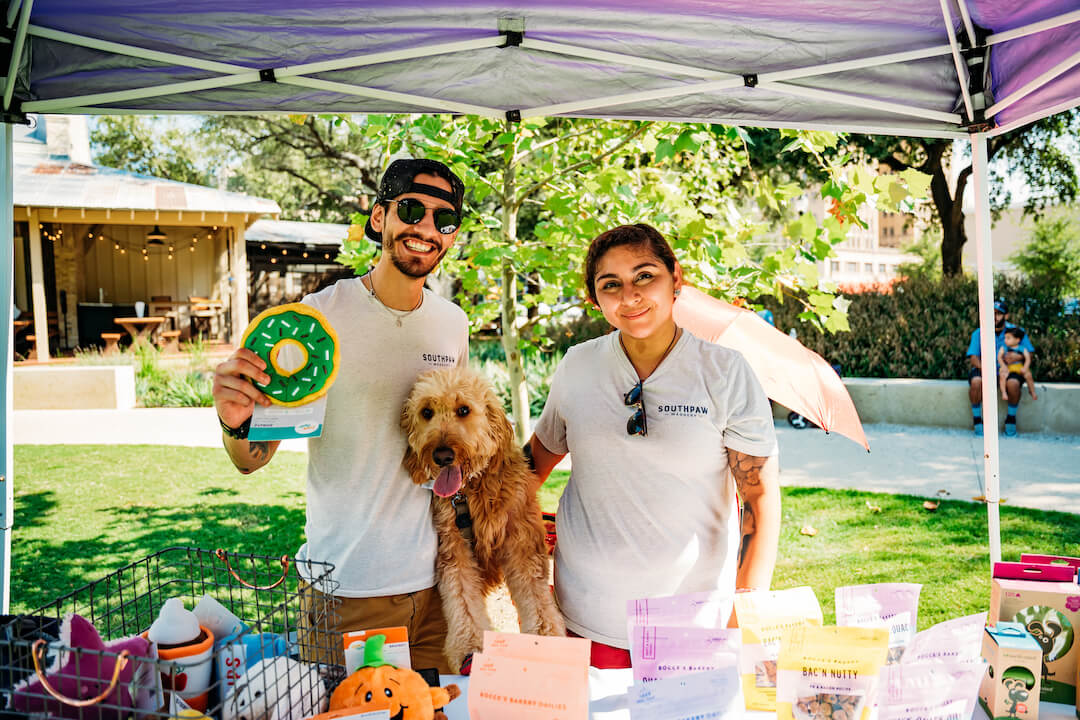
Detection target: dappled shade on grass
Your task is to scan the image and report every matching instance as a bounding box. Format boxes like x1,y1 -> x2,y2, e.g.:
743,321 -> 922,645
11,447 -> 1079,629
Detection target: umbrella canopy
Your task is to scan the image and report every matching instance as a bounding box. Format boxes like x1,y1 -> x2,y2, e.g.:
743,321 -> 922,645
674,287 -> 870,451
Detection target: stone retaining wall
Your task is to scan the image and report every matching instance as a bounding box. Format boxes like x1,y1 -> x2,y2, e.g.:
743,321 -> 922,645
773,378 -> 1080,435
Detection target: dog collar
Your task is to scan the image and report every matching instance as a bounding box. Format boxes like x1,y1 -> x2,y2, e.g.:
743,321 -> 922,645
451,492 -> 474,549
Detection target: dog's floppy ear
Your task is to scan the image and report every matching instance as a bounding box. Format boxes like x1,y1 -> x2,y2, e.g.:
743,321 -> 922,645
483,383 -> 518,465
401,387 -> 423,479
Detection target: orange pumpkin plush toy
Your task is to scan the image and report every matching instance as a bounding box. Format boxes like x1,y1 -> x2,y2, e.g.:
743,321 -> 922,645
325,635 -> 460,720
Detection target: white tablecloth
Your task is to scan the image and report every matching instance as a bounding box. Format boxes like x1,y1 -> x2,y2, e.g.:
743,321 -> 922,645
439,669 -> 1078,720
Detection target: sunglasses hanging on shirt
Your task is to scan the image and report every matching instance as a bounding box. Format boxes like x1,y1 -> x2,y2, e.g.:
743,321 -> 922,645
393,197 -> 462,235
624,380 -> 647,437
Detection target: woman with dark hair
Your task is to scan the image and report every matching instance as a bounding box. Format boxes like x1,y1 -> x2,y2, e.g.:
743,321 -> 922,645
529,223 -> 780,668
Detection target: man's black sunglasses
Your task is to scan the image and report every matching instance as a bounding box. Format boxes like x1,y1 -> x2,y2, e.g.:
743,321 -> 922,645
391,197 -> 461,235
624,380 -> 647,437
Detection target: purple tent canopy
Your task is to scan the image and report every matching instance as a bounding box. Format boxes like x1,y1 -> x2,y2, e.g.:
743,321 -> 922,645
3,1 -> 1079,134
1,0 -> 1079,611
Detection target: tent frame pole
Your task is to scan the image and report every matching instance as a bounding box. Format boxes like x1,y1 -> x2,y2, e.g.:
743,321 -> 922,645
23,27 -> 504,114
952,0 -> 978,48
524,74 -> 961,123
971,132 -> 1001,569
938,0 -> 974,122
985,49 -> 1080,117
2,0 -> 33,110
5,0 -> 22,29
988,8 -> 1080,45
987,97 -> 1080,137
0,123 -> 13,613
276,77 -> 502,118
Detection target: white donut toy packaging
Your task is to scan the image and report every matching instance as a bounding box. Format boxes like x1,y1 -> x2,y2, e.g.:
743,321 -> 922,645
242,303 -> 341,441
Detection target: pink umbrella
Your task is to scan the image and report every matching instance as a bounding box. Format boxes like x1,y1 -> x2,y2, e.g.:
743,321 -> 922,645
673,286 -> 869,451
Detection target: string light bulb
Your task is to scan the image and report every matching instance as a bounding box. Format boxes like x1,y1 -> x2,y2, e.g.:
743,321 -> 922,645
270,257 -> 277,264
281,249 -> 287,255
189,246 -> 196,252
168,253 -> 174,261
260,243 -> 266,250
302,252 -> 308,258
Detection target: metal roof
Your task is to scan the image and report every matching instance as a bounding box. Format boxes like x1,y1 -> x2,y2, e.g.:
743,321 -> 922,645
245,219 -> 348,247
13,131 -> 280,217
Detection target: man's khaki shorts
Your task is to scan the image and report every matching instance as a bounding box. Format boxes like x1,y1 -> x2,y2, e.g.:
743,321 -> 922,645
298,583 -> 452,674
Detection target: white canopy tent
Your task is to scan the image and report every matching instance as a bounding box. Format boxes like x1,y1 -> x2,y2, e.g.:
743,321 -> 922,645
2,0 -> 1079,611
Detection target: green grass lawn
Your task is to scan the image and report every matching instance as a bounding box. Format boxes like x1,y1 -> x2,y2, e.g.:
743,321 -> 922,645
11,445 -> 1080,629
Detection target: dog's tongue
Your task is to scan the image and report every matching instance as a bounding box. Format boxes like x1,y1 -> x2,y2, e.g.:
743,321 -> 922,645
433,465 -> 462,498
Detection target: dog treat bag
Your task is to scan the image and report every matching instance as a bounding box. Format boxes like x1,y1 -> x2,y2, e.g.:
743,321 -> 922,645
902,612 -> 986,664
734,587 -> 823,711
626,590 -> 734,646
877,661 -> 985,720
629,625 -> 740,685
629,666 -> 743,720
776,625 -> 889,720
835,583 -> 922,664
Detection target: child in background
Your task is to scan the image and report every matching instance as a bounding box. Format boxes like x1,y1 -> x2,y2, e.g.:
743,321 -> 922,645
997,327 -> 1037,401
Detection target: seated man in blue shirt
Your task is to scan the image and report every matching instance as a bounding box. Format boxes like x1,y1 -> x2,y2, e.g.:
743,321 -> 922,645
966,299 -> 1035,437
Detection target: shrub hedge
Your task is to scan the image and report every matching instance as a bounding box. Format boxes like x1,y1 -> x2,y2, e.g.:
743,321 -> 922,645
759,275 -> 1080,382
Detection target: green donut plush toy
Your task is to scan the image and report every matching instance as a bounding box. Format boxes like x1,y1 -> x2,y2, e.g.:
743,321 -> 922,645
241,303 -> 340,407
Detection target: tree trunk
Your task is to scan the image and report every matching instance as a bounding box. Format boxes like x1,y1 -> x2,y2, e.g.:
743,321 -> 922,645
940,204 -> 968,277
498,124 -> 531,445
925,144 -> 968,278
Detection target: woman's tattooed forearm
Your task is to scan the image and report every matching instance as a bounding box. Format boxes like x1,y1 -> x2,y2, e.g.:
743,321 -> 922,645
729,450 -> 768,494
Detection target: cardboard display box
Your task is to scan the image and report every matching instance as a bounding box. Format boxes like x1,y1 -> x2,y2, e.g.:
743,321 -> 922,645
990,561 -> 1080,706
979,622 -> 1042,720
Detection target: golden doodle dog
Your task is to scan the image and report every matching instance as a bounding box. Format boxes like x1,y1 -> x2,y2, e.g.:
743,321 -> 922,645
402,366 -> 565,671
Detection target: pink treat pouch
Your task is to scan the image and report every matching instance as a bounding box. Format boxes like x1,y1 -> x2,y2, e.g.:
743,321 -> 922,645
629,625 -> 740,685
878,661 -> 985,720
901,612 -> 987,664
626,590 -> 734,646
835,583 -> 922,664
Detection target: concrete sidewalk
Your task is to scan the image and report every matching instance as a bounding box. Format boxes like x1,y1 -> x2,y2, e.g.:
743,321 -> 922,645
12,408 -> 1080,513
13,407 -> 310,452
775,423 -> 1080,513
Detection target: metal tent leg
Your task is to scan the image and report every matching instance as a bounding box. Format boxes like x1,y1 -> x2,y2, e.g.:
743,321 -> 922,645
972,132 -> 1001,569
0,123 -> 13,612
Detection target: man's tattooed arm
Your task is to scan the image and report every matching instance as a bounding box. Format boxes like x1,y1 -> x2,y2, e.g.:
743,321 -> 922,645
222,436 -> 280,474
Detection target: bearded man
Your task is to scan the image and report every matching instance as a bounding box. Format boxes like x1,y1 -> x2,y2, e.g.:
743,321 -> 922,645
212,159 -> 469,672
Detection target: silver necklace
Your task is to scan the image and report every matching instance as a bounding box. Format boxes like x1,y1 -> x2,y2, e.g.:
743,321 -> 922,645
620,325 -> 680,380
365,271 -> 422,327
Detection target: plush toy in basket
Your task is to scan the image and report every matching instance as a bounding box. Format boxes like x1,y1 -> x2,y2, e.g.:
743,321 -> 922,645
10,613 -> 156,720
222,655 -> 326,720
320,634 -> 460,720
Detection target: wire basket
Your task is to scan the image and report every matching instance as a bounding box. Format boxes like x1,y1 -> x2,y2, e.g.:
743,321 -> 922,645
0,546 -> 344,720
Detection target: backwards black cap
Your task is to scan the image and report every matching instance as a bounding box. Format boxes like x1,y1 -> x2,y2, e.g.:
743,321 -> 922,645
364,158 -> 466,242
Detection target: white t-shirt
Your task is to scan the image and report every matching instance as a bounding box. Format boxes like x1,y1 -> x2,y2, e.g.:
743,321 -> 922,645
534,330 -> 777,647
297,277 -> 468,596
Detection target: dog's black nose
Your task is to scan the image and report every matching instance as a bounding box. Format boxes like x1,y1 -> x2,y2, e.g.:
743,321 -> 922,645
433,446 -> 455,467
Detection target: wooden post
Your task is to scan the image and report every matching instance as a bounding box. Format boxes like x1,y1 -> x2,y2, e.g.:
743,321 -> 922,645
27,210 -> 49,362
230,223 -> 249,344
